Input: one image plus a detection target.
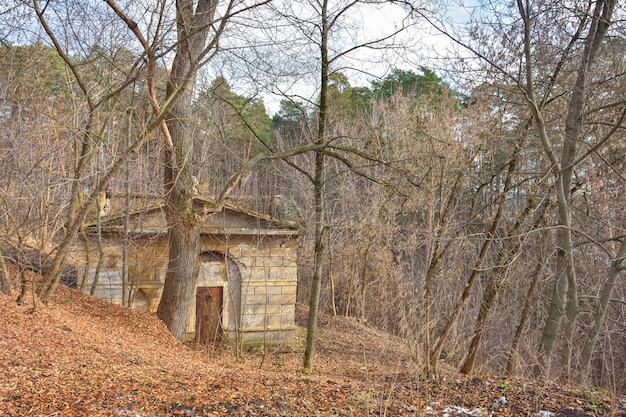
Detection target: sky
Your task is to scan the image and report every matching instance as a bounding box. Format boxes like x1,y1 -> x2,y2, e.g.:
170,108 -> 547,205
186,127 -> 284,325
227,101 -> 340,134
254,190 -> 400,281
254,0 -> 479,116
0,0 -> 479,117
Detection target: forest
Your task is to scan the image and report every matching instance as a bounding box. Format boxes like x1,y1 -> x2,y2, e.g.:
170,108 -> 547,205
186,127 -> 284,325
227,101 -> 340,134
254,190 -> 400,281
0,0 -> 625,396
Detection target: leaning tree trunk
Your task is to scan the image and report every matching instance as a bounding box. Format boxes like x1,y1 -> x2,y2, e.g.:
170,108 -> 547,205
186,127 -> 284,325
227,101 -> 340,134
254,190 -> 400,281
33,0 -> 102,303
506,259 -> 544,375
461,180 -> 548,375
423,172 -> 462,378
429,141 -> 520,374
559,0 -> 616,381
535,0 -> 617,378
37,117 -> 97,303
580,238 -> 626,380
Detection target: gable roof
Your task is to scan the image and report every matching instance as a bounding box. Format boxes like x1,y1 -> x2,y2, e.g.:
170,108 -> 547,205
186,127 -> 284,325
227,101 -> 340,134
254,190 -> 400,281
83,195 -> 303,237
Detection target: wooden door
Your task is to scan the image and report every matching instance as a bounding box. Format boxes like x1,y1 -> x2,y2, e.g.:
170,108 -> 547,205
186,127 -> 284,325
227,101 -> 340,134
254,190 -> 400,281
195,287 -> 223,343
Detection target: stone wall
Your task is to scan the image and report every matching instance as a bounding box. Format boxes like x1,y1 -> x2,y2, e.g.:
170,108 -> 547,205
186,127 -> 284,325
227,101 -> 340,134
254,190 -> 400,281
71,232 -> 298,346
198,235 -> 298,346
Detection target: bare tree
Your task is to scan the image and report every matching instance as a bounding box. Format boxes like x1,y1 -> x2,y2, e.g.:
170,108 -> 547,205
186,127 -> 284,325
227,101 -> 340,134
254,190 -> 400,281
254,0 -> 414,372
461,180 -> 552,375
402,0 -> 624,380
105,0 -> 267,340
514,0 -> 619,378
14,0 -> 162,303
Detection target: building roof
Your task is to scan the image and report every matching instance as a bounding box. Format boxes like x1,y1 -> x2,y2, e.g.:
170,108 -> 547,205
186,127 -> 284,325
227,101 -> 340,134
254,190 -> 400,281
83,195 -> 303,237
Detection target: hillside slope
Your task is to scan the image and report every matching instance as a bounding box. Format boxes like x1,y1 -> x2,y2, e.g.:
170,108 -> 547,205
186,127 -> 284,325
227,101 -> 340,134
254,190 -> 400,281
1,282 -> 625,416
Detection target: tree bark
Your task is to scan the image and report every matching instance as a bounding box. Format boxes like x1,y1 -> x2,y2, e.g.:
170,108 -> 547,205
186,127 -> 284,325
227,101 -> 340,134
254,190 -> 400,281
157,222 -> 201,340
121,110 -> 133,307
360,242 -> 372,321
303,0 -> 329,373
430,141 -> 521,373
328,232 -> 337,317
303,150 -> 326,372
461,180 -> 548,375
156,0 -> 218,341
0,250 -> 11,295
89,208 -> 105,296
580,238 -> 626,380
506,259 -> 544,375
529,0 -> 617,377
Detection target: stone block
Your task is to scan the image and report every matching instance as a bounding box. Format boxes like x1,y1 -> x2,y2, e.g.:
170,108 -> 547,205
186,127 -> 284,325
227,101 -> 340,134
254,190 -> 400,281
225,245 -> 241,258
248,314 -> 281,329
243,304 -> 281,316
268,245 -> 296,259
282,258 -> 298,267
283,294 -> 297,304
265,267 -> 291,281
253,256 -> 283,267
245,294 -> 270,306
243,266 -> 269,282
239,244 -> 270,259
280,305 -> 295,323
252,286 -> 283,295
234,328 -> 295,347
266,294 -> 295,305
265,313 -> 283,328
281,285 -> 297,296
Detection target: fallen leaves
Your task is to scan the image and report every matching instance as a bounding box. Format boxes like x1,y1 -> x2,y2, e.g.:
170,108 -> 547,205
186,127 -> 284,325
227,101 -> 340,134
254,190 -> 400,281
1,283 -> 625,416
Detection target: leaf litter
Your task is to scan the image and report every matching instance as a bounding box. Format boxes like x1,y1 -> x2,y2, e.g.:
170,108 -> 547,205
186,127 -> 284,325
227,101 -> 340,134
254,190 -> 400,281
1,276 -> 625,416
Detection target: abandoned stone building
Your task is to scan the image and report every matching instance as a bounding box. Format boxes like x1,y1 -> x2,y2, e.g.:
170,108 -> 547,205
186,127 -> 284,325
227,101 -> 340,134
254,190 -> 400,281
69,195 -> 302,346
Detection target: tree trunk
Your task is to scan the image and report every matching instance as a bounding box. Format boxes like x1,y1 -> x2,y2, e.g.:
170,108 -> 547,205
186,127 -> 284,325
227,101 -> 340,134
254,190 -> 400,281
121,110 -> 133,307
90,209 -> 105,296
461,181 -> 547,375
460,269 -> 500,376
78,229 -> 90,292
38,209 -> 87,302
360,242 -> 372,321
0,250 -> 11,295
303,0 -> 329,373
562,271 -> 579,382
303,150 -> 326,372
516,0 -> 617,377
580,238 -> 626,380
429,142 -> 520,374
155,0 -> 217,341
157,100 -> 202,341
157,222 -> 201,340
328,232 -> 337,317
506,259 -> 544,375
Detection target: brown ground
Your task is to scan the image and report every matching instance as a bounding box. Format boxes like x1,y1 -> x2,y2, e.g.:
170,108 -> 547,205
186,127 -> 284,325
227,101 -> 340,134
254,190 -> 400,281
1,276 -> 625,416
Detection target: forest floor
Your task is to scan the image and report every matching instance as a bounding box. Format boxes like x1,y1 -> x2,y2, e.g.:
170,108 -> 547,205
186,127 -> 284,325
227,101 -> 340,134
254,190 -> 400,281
1,276 -> 626,417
